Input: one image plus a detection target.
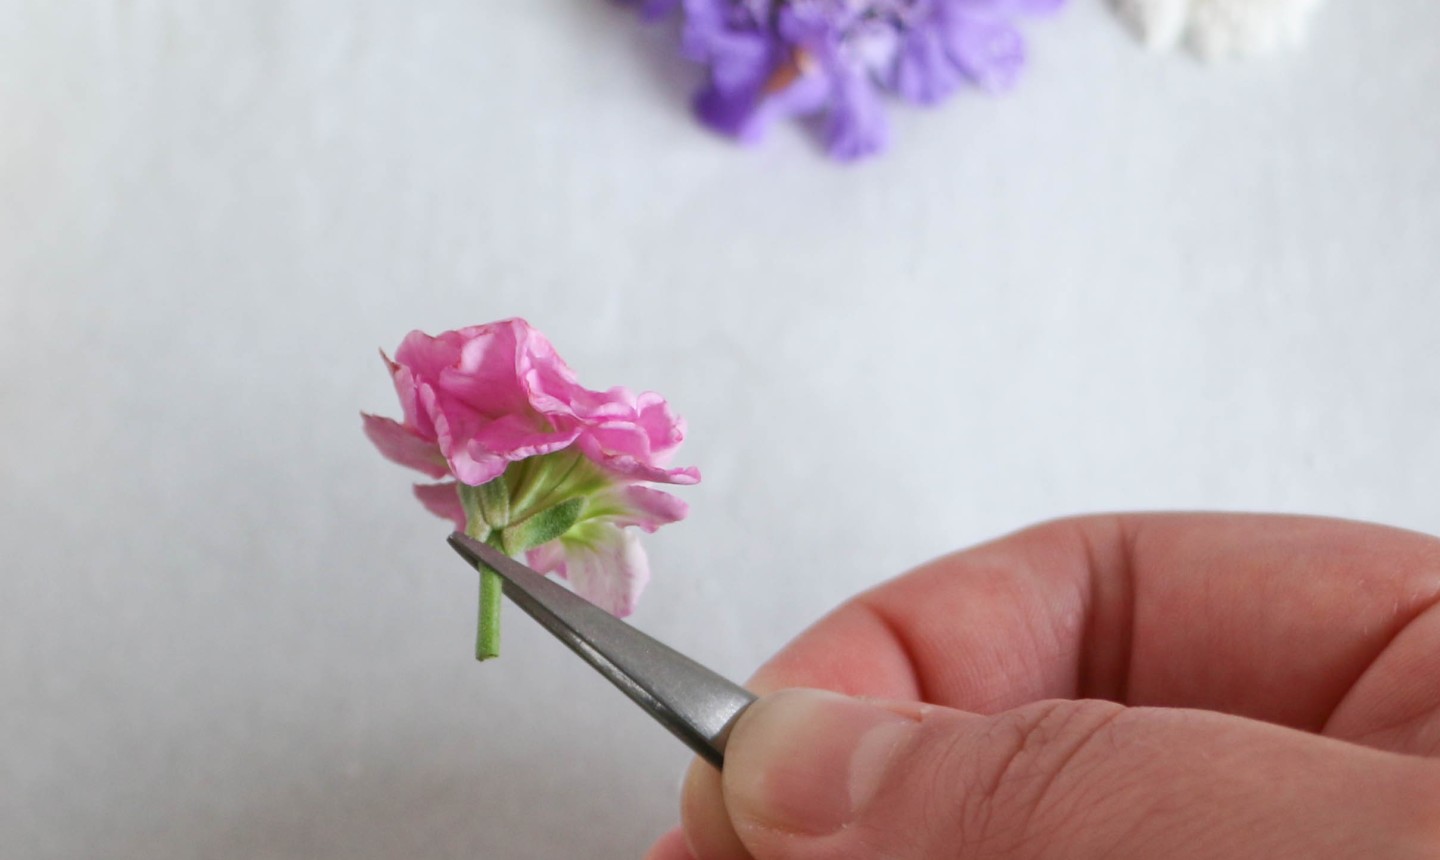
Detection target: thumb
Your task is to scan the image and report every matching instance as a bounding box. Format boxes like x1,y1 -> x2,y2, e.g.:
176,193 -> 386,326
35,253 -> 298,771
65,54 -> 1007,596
717,689 -> 1437,860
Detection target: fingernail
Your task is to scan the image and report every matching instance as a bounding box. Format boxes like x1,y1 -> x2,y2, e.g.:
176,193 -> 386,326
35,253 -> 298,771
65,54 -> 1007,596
723,689 -> 918,837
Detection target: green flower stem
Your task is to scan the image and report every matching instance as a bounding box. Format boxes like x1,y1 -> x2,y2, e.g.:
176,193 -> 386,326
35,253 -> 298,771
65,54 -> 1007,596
468,521 -> 504,661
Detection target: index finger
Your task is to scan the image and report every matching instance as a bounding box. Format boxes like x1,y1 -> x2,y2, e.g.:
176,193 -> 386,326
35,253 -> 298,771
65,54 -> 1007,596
748,513 -> 1440,746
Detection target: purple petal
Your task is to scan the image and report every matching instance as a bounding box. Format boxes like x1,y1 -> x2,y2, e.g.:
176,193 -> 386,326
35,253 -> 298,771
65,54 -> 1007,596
694,66 -> 828,145
889,27 -> 967,105
823,69 -> 889,161
634,0 -> 682,21
708,34 -> 773,88
777,0 -> 862,46
951,0 -> 1066,14
694,82 -> 769,142
945,15 -> 1028,92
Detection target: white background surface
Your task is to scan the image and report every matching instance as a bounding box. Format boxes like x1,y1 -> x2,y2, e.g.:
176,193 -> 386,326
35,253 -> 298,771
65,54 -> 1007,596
3,2 -> 1439,858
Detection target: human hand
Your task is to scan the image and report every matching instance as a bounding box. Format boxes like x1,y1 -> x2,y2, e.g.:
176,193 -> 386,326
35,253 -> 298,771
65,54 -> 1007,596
645,514 -> 1440,859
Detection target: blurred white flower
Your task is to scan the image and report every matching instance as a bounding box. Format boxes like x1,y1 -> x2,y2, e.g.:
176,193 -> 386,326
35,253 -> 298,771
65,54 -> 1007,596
1111,0 -> 1325,60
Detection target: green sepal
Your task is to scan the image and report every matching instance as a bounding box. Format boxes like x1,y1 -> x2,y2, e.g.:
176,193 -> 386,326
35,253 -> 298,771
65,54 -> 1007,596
506,449 -> 609,523
458,476 -> 511,529
503,496 -> 585,552
457,482 -> 484,526
478,475 -> 511,528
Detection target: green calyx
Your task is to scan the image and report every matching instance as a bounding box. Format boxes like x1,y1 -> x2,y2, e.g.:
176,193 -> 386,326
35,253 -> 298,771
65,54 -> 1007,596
502,496 -> 584,551
456,449 -> 609,661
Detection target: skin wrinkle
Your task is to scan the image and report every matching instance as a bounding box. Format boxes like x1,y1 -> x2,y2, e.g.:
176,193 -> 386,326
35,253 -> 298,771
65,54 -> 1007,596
1019,556 -> 1087,706
857,597 -> 936,707
961,544 -> 1083,712
1054,760 -> 1170,860
1074,515 -> 1136,703
1356,707 -> 1440,759
1319,536 -> 1440,730
966,701 -> 1075,844
1114,517 -> 1139,705
747,597 -> 924,702
1281,567 -> 1396,732
1325,596 -> 1440,752
1060,711 -> 1199,858
1130,521 -> 1207,711
927,719 -> 1009,858
897,558 -> 1008,709
1074,520 -> 1109,701
1120,515 -> 1410,729
920,712 -> 1010,858
1333,556 -> 1440,742
951,702 -> 1128,859
1023,702 -> 1129,842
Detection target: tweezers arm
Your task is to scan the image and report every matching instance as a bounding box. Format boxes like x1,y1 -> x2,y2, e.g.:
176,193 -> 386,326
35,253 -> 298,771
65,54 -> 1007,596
448,533 -> 756,768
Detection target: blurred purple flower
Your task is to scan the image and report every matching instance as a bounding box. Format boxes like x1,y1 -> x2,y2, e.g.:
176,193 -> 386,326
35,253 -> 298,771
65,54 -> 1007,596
636,0 -> 1066,161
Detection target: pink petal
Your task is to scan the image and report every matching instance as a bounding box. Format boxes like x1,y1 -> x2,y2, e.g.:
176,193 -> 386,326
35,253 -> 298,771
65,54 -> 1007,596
514,322 -> 587,416
388,364 -> 431,438
422,381 -> 478,465
466,414 -> 580,464
634,392 -> 686,459
561,525 -> 651,617
361,414 -> 450,479
561,383 -> 637,422
443,419 -> 580,487
524,523 -> 651,617
444,323 -> 532,417
526,540 -> 569,576
590,485 -> 689,532
579,425 -> 657,477
393,328 -> 467,381
567,390 -> 694,483
391,331 -> 466,435
413,482 -> 466,529
576,436 -> 701,485
444,445 -> 509,487
423,385 -> 558,486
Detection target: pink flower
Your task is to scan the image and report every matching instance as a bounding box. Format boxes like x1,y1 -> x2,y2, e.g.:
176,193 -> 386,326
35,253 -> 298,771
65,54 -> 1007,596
363,318 -> 698,618
363,318 -> 699,488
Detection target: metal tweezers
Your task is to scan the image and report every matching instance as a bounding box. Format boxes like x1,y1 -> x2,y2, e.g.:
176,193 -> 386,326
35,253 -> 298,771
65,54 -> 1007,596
447,532 -> 756,768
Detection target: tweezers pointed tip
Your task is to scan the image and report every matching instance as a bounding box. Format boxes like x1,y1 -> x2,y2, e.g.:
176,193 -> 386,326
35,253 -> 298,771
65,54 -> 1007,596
448,531 -> 528,590
446,530 -> 472,555
448,530 -> 495,570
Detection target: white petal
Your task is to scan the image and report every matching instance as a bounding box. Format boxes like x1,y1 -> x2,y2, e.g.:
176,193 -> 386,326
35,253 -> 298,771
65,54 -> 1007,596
1110,0 -> 1194,51
555,525 -> 651,618
1186,0 -> 1324,60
